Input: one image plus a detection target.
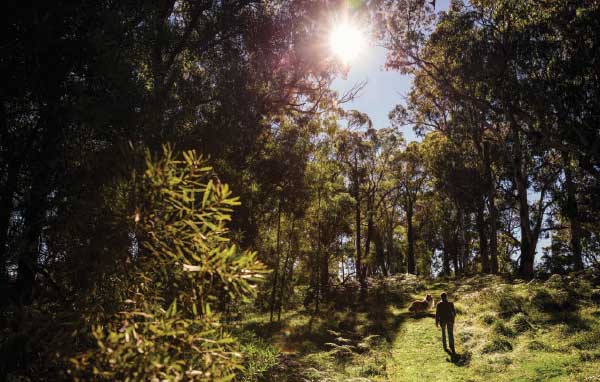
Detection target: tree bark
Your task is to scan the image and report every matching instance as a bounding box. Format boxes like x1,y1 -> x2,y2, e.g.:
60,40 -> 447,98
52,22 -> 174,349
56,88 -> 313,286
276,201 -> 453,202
269,200 -> 282,322
484,142 -> 499,274
0,157 -> 19,284
512,127 -> 535,278
353,160 -> 365,290
364,208 -> 374,277
564,154 -> 583,271
476,195 -> 491,273
406,198 -> 416,274
278,217 -> 295,321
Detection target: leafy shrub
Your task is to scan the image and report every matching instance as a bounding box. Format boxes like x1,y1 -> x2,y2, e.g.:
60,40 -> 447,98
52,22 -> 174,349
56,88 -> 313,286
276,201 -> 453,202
479,312 -> 497,326
510,313 -> 533,333
356,334 -> 383,352
527,340 -> 549,351
481,336 -> 513,353
492,288 -> 524,318
530,287 -> 575,312
492,321 -> 515,337
70,146 -> 267,381
567,279 -> 593,300
545,274 -> 564,289
579,351 -> 600,362
239,334 -> 279,382
325,343 -> 355,362
570,330 -> 600,350
359,357 -> 387,377
591,290 -> 600,305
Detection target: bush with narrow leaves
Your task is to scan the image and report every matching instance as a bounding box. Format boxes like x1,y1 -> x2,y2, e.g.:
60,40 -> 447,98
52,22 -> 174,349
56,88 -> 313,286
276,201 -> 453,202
70,145 -> 267,381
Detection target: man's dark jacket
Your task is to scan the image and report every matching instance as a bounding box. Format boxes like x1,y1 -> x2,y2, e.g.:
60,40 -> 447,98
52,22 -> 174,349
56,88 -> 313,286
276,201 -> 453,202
435,301 -> 456,325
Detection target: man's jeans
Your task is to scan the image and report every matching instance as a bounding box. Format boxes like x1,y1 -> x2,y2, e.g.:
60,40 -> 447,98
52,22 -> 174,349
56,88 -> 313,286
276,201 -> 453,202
441,322 -> 455,352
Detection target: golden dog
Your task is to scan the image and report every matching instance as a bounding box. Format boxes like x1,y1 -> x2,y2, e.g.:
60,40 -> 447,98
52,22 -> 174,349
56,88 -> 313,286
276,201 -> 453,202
408,294 -> 434,313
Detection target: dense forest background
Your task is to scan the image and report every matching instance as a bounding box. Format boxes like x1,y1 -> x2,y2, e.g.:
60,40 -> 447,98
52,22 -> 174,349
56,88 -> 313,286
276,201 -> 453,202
1,0 -> 599,381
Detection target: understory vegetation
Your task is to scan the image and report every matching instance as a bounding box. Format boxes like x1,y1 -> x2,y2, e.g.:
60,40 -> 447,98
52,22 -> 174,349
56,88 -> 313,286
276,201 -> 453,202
239,274 -> 600,382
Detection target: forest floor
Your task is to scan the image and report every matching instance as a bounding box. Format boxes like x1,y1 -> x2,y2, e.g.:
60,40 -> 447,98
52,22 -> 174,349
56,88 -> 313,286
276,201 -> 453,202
239,274 -> 600,382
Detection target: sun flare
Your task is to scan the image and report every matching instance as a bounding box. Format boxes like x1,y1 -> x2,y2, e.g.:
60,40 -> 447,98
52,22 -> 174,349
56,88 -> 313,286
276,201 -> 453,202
329,21 -> 366,64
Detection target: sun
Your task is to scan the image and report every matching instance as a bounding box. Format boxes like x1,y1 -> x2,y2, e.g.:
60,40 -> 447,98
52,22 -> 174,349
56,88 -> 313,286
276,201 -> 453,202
329,21 -> 366,64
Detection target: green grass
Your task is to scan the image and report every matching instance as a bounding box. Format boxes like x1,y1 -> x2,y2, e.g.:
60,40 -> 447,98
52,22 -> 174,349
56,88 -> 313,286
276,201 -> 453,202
239,275 -> 600,381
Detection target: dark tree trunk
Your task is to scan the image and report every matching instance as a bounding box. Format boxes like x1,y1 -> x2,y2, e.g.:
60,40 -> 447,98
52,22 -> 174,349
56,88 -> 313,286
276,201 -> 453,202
564,155 -> 583,271
0,157 -> 19,284
512,127 -> 535,278
476,195 -> 491,273
18,102 -> 60,303
269,201 -> 282,322
278,217 -> 295,321
458,208 -> 468,273
374,227 -> 387,276
354,174 -> 365,290
320,247 -> 329,300
19,173 -> 48,304
484,142 -> 499,274
364,209 -> 373,276
442,246 -> 451,277
452,243 -> 459,278
406,200 -> 416,275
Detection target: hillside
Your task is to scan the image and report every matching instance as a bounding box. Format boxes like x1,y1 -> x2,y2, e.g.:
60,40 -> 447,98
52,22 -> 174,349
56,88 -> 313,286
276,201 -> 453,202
240,274 -> 600,382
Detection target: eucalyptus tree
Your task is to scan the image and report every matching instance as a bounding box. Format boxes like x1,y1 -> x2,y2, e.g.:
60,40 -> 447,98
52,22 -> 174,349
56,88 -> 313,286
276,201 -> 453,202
376,0 -> 600,277
394,142 -> 428,275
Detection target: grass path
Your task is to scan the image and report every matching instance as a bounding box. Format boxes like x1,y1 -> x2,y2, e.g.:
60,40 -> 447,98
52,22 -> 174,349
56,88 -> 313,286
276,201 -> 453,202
380,281 -> 600,382
252,276 -> 600,382
386,313 -> 470,381
383,284 -> 473,382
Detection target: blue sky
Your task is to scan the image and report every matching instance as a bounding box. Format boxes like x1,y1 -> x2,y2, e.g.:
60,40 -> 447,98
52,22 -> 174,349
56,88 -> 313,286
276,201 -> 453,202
331,0 -> 549,260
331,0 -> 451,142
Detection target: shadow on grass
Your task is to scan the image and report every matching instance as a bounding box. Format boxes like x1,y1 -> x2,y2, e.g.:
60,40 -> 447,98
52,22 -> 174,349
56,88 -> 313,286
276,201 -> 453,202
446,350 -> 471,366
244,277 -> 468,360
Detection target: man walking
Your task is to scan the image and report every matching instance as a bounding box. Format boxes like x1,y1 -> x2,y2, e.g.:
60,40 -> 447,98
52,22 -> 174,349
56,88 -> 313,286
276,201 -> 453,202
435,292 -> 456,354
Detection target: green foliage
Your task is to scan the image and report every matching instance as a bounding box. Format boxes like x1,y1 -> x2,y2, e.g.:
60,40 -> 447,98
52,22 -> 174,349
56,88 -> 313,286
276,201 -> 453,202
545,274 -> 564,289
492,321 -> 515,338
481,336 -> 513,354
492,288 -> 524,318
526,340 -> 549,351
479,312 -> 498,326
510,313 -> 533,334
238,333 -> 279,382
325,342 -> 356,362
569,330 -> 600,351
530,287 -> 574,313
70,146 -> 267,381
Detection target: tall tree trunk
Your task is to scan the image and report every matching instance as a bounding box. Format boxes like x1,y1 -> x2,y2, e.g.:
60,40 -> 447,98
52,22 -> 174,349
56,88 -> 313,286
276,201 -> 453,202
320,247 -> 329,300
269,200 -> 282,322
484,141 -> 499,274
354,174 -> 365,290
564,154 -> 583,271
374,227 -> 387,276
385,222 -> 396,274
458,208 -> 468,274
406,199 -> 416,274
0,157 -> 19,285
512,127 -> 535,278
442,246 -> 451,277
452,242 -> 459,278
18,103 -> 59,303
364,208 -> 374,277
476,195 -> 490,273
278,217 -> 295,321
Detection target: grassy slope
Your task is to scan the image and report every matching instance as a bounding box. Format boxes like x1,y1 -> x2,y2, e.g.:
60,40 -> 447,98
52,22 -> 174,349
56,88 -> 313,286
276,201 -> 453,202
241,275 -> 600,382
